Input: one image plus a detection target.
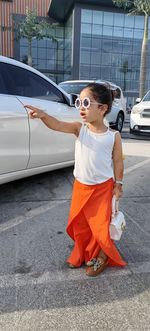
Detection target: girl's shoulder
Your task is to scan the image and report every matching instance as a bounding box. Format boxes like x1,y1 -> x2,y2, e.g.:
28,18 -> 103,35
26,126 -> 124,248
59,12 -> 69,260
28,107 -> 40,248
109,128 -> 120,136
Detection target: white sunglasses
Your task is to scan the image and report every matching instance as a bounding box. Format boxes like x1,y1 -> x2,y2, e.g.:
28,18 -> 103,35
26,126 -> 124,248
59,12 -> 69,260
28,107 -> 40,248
75,97 -> 103,110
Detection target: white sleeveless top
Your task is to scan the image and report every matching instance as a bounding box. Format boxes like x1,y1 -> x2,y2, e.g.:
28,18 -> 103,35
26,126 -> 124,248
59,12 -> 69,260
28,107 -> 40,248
73,124 -> 118,185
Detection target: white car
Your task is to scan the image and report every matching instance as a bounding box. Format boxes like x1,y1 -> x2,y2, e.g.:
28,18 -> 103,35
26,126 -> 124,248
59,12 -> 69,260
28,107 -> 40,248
59,80 -> 126,132
130,92 -> 150,135
0,56 -> 80,185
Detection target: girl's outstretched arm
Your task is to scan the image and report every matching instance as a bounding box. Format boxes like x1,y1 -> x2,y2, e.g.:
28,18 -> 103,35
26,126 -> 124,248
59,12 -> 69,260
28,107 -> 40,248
24,105 -> 81,137
112,132 -> 124,199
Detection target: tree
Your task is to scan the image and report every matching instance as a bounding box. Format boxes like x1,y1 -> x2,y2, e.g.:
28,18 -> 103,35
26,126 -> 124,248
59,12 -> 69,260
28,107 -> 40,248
120,59 -> 132,91
15,8 -> 57,66
112,0 -> 150,98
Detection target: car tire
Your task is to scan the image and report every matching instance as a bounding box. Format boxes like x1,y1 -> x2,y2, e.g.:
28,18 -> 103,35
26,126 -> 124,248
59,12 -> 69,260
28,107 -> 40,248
130,127 -> 133,134
114,112 -> 124,132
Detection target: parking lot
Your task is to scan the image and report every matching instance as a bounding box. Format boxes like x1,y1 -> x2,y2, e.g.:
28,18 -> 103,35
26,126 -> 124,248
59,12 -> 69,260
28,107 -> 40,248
0,120 -> 150,331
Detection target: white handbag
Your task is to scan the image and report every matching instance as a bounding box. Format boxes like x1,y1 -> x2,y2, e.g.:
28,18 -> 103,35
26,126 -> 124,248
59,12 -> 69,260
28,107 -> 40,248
109,196 -> 126,241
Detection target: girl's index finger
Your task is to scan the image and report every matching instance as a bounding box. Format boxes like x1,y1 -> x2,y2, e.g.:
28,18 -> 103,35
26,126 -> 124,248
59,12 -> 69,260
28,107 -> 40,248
24,104 -> 34,110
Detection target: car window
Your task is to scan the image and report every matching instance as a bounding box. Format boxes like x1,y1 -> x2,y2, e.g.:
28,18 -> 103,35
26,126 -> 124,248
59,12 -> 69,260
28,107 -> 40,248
142,91 -> 150,102
0,69 -> 8,94
59,83 -> 89,94
0,62 -> 65,103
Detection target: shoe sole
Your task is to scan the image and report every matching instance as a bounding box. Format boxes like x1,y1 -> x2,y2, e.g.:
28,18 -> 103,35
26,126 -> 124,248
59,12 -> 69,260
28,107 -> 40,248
86,262 -> 108,277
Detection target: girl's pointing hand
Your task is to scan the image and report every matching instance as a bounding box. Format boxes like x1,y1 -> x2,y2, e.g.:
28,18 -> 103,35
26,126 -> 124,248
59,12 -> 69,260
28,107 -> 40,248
24,105 -> 46,119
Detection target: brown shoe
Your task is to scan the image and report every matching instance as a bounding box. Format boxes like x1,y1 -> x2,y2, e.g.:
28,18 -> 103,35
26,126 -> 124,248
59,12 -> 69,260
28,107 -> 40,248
86,257 -> 108,277
67,263 -> 81,269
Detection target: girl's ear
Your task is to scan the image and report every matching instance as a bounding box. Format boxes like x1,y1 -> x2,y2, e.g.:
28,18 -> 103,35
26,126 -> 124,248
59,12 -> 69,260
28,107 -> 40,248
101,104 -> 108,116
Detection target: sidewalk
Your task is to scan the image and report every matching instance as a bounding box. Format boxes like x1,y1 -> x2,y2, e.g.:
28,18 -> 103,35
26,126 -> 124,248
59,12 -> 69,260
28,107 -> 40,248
0,155 -> 150,330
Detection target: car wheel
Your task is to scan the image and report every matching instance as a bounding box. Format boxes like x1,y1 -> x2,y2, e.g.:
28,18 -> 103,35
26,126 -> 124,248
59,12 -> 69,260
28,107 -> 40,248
114,112 -> 124,132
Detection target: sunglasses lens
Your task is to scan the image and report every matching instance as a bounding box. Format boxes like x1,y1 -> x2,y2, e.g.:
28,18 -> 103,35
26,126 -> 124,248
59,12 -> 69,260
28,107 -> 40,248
75,98 -> 81,109
83,98 -> 90,108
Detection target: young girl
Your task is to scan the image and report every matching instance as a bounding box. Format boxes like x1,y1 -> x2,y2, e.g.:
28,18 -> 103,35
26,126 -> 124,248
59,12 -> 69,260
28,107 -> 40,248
25,83 -> 127,277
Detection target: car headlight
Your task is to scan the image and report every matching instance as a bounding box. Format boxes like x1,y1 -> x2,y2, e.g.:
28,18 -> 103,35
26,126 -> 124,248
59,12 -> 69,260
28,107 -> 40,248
131,107 -> 142,114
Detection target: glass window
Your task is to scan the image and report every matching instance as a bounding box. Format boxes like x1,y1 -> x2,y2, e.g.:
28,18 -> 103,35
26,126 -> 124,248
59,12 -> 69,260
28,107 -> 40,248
80,51 -> 91,64
20,38 -> 28,46
135,16 -> 144,29
93,10 -> 103,24
46,60 -> 55,70
20,47 -> 27,57
101,54 -> 111,66
79,65 -> 90,78
134,29 -> 143,39
124,15 -> 134,28
81,36 -> 91,49
58,40 -> 64,49
114,13 -> 124,27
101,66 -> 111,80
81,23 -> 92,34
91,52 -> 101,65
103,26 -> 113,37
113,27 -> 123,37
81,9 -> 92,23
124,28 -> 133,38
0,63 -> 64,102
112,40 -> 123,53
56,27 -> 64,38
132,55 -> 140,67
92,24 -> 103,36
32,47 -> 38,57
90,65 -> 100,79
103,12 -> 114,26
91,37 -> 101,51
38,48 -> 47,58
32,39 -> 38,47
37,59 -> 47,70
122,41 -> 133,54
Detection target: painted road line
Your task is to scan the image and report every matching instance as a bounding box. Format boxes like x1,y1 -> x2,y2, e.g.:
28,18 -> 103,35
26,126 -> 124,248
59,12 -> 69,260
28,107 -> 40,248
0,261 -> 150,289
124,158 -> 150,175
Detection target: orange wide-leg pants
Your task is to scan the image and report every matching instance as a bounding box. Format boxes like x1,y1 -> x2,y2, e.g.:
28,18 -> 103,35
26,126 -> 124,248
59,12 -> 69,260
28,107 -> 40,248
66,178 -> 127,267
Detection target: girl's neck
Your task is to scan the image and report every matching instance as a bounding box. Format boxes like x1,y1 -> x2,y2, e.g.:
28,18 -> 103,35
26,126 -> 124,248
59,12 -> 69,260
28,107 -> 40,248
87,121 -> 108,133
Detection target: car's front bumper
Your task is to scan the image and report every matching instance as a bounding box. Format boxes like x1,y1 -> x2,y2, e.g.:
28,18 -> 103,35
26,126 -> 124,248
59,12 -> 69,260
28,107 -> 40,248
130,113 -> 150,135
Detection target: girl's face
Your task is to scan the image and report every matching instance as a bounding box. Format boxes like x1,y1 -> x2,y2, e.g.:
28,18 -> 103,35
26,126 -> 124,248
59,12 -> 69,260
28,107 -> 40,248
78,88 -> 107,123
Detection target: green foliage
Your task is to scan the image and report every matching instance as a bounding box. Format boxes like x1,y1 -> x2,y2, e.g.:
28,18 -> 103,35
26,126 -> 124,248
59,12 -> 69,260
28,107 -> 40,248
112,0 -> 150,15
16,8 -> 56,42
112,0 -> 133,10
112,0 -> 150,97
15,7 -> 57,66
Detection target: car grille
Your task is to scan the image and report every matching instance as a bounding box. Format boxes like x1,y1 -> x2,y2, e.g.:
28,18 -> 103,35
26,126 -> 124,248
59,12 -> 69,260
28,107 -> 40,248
142,109 -> 150,118
138,125 -> 150,133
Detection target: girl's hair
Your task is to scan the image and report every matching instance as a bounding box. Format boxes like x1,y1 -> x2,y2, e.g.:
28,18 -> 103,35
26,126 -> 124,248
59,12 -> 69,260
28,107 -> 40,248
83,83 -> 114,115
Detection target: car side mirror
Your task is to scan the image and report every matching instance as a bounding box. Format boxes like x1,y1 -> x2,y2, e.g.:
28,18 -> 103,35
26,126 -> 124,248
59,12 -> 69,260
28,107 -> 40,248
135,97 -> 141,104
70,93 -> 78,106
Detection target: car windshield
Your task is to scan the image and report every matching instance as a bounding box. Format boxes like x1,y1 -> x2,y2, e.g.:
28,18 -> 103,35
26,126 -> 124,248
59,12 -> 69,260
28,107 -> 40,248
59,82 -> 90,94
142,91 -> 150,101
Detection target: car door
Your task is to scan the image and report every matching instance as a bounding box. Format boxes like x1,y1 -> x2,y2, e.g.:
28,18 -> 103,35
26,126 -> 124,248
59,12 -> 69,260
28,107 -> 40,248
1,62 -> 79,168
0,94 -> 29,175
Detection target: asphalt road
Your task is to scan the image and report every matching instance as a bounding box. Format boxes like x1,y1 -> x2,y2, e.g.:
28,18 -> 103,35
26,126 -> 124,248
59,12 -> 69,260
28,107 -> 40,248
0,121 -> 150,331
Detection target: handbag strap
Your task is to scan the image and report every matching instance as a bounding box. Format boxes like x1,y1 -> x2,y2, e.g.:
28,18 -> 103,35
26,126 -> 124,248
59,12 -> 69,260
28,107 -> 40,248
112,195 -> 119,217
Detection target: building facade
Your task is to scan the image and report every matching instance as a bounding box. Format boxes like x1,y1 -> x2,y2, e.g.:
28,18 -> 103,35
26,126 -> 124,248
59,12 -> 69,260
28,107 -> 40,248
1,0 -> 150,96
0,0 -> 65,82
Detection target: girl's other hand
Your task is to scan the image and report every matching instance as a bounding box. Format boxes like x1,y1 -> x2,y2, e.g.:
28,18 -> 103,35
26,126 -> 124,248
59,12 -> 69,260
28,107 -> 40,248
24,105 -> 46,119
112,184 -> 123,200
